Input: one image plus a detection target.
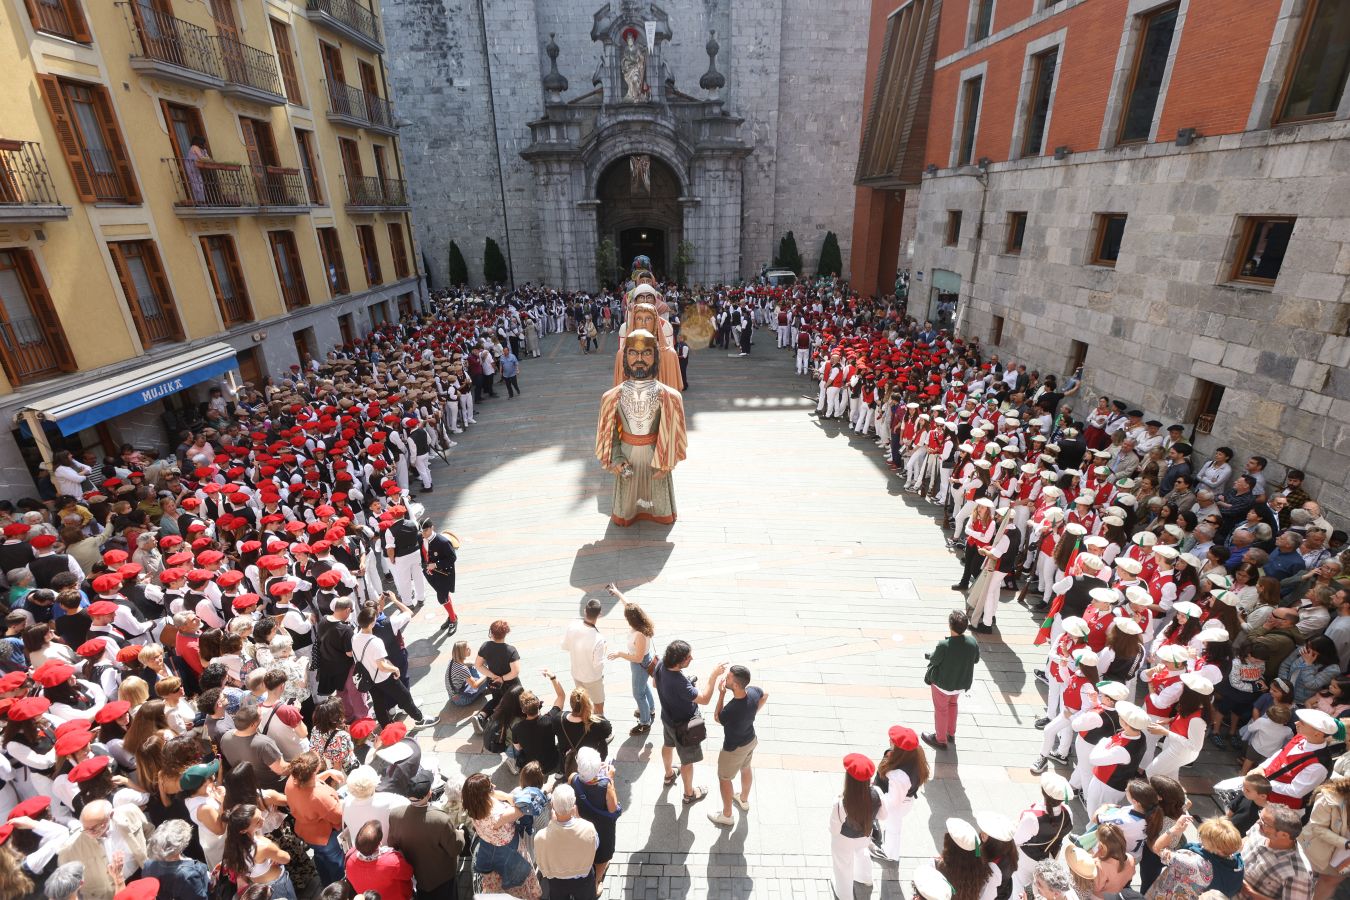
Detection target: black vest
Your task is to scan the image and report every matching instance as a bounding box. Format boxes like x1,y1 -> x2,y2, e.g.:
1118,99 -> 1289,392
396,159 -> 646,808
1020,806 -> 1071,862
1081,706 -> 1121,745
29,553 -> 71,590
1060,576 -> 1108,619
389,521 -> 421,557
0,541 -> 34,574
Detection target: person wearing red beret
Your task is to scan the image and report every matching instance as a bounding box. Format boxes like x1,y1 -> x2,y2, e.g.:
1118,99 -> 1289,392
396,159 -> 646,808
28,530 -> 83,592
873,725 -> 930,862
830,752 -> 885,900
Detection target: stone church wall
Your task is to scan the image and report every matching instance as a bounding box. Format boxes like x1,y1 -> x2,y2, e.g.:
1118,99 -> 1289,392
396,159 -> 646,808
384,0 -> 871,288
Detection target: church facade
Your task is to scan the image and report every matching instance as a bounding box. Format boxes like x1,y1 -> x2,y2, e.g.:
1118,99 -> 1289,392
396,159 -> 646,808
382,0 -> 870,289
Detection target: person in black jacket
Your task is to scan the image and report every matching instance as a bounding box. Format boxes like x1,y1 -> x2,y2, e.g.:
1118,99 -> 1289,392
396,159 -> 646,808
421,520 -> 458,636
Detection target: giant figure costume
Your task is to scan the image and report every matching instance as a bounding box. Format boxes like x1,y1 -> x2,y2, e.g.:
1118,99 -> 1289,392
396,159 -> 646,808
595,330 -> 688,526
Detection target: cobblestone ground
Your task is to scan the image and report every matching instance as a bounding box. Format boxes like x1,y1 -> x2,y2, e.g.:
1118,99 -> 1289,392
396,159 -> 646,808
400,330 -> 1223,898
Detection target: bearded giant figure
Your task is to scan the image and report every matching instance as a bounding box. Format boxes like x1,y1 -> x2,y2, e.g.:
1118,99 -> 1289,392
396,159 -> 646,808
595,330 -> 688,526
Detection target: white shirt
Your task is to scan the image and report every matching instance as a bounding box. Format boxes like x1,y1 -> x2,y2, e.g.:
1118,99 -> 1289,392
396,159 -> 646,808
352,631 -> 392,683
560,619 -> 607,683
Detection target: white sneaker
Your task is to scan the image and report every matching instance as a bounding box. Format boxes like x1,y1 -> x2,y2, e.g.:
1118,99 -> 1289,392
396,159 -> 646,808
452,429 -> 464,434
445,440 -> 458,447
707,811 -> 734,827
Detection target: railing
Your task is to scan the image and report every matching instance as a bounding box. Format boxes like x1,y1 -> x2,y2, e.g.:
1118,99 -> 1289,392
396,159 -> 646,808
216,287 -> 251,327
344,175 -> 408,207
164,157 -> 254,209
83,148 -> 135,203
1195,413 -> 1216,436
325,80 -> 395,129
0,141 -> 63,208
218,33 -> 284,98
307,0 -> 380,45
250,166 -> 306,207
121,4 -> 222,80
0,317 -> 64,383
31,0 -> 80,40
139,306 -> 181,347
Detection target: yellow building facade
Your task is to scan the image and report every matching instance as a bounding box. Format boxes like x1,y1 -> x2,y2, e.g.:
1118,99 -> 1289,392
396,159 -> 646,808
0,0 -> 422,492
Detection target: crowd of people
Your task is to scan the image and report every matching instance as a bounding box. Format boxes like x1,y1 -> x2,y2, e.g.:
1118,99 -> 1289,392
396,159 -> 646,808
747,280 -> 1350,899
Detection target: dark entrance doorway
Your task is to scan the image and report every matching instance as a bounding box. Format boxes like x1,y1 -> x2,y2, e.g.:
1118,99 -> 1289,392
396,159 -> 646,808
619,227 -> 666,278
596,155 -> 681,282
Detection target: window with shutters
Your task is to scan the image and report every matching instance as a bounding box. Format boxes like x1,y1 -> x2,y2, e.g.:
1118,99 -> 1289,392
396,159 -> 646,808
107,240 -> 184,348
270,19 -> 304,105
0,249 -> 76,384
23,0 -> 93,43
294,129 -> 322,205
161,102 -> 208,159
200,235 -> 253,326
387,223 -> 409,279
317,227 -> 348,296
356,224 -> 382,286
268,230 -> 310,310
38,76 -> 140,204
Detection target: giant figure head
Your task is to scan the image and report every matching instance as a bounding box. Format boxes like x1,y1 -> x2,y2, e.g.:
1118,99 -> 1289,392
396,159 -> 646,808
622,330 -> 658,380
630,302 -> 660,336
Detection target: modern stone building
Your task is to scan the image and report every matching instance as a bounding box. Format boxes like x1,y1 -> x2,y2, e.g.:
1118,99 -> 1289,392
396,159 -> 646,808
856,0 -> 1350,518
382,0 -> 871,289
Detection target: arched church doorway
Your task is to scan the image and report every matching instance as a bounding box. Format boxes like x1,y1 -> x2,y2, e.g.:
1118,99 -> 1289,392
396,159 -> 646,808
596,155 -> 681,281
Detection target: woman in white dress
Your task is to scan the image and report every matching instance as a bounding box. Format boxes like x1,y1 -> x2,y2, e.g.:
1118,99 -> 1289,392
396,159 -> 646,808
873,725 -> 929,862
829,753 -> 885,900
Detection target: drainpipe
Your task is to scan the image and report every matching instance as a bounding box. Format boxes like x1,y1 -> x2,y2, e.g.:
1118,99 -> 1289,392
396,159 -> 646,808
953,159 -> 991,337
475,0 -> 516,289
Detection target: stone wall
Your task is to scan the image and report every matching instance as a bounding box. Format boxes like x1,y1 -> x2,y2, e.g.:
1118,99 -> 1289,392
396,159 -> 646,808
383,0 -> 871,287
910,118 -> 1350,520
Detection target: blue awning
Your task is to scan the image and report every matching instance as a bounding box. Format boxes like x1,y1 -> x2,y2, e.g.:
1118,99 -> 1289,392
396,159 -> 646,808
19,342 -> 238,436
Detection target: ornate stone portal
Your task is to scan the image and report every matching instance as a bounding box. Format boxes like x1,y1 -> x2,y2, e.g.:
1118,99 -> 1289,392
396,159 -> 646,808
522,1 -> 751,290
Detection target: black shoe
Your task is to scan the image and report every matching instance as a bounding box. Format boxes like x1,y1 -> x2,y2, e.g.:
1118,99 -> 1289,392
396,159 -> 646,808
951,583 -> 969,591
974,623 -> 992,634
1034,717 -> 1051,729
1030,756 -> 1049,775
1034,669 -> 1048,683
920,732 -> 948,751
1048,752 -> 1071,766
630,723 -> 651,736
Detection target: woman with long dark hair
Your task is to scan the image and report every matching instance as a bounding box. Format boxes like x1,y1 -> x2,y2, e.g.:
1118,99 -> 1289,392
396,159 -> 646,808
1149,601 -> 1204,662
1139,774 -> 1189,893
829,753 -> 885,900
462,771 -> 540,899
1145,674 -> 1213,780
1093,778 -> 1165,861
605,593 -> 658,736
1280,634 -> 1343,704
873,725 -> 929,862
221,803 -> 295,899
935,817 -> 994,900
1011,773 -> 1073,896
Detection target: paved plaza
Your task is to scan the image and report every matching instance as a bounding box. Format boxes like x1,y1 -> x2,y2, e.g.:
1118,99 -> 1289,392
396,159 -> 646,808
400,331 -> 1226,898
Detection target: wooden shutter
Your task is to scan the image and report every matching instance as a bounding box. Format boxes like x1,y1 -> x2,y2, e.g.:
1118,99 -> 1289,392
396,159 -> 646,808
90,86 -> 140,203
107,242 -> 153,346
12,250 -> 76,372
37,75 -> 95,202
141,242 -> 183,340
270,20 -> 302,105
199,236 -> 227,313
223,237 -> 252,322
61,0 -> 93,42
240,118 -> 262,168
387,223 -> 408,278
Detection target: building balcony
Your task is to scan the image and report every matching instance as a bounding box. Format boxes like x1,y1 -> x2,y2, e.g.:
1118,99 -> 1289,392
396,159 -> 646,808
120,3 -> 225,91
323,80 -> 397,135
342,175 -> 410,212
306,0 -> 383,54
0,316 -> 71,385
165,159 -> 310,216
218,34 -> 286,106
0,141 -> 69,222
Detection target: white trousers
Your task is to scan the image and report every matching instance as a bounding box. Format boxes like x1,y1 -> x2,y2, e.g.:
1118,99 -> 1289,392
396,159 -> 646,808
976,572 -> 1005,626
816,381 -> 829,410
936,467 -> 955,503
459,393 -> 475,424
1084,780 -> 1125,820
904,449 -> 929,487
391,552 -> 428,607
395,454 -> 410,491
777,325 -> 790,347
1145,738 -> 1199,781
414,453 -> 432,490
1041,711 -> 1075,758
828,804 -> 873,900
826,386 -> 846,417
1045,677 -> 1066,720
797,349 -> 810,374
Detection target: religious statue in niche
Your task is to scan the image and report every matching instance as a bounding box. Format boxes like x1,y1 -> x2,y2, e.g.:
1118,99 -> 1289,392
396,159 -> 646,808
620,27 -> 647,101
629,154 -> 651,194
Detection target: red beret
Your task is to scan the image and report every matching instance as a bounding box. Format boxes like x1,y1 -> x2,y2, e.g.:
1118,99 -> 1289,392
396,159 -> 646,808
239,541 -> 262,554
114,878 -> 161,900
101,549 -> 129,566
76,638 -> 108,659
186,569 -> 214,584
257,555 -> 287,570
842,752 -> 875,781
54,728 -> 93,756
95,700 -> 132,724
2,523 -> 28,538
159,535 -> 184,549
267,581 -> 296,597
166,551 -> 194,567
315,571 -> 342,589
0,671 -> 27,692
7,796 -> 50,820
197,550 -> 225,567
7,696 -> 50,721
290,543 -> 312,555
888,725 -> 919,751
0,824 -> 12,844
180,498 -> 200,509
284,521 -> 306,535
216,570 -> 244,588
30,534 -> 57,549
118,564 -> 142,580
380,721 -> 408,746
273,705 -> 303,728
91,574 -> 122,595
33,661 -> 76,688
158,568 -> 188,585
115,645 -> 142,664
67,755 -> 112,783
348,717 -> 377,741
87,600 -> 119,617
187,522 -> 208,534
232,593 -> 261,610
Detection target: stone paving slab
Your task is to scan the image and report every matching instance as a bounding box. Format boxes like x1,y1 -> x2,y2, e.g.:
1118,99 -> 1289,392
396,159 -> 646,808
400,332 -> 1223,896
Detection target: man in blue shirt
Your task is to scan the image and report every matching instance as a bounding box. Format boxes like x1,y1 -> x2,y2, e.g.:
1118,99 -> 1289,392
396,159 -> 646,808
655,640 -> 725,805
1265,531 -> 1307,582
708,665 -> 767,827
500,350 -> 521,398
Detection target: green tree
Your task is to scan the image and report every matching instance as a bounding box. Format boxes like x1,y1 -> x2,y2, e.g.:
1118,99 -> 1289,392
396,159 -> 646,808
774,230 -> 803,275
595,238 -> 619,289
483,237 -> 508,285
447,240 -> 468,287
674,240 -> 696,285
816,231 -> 842,277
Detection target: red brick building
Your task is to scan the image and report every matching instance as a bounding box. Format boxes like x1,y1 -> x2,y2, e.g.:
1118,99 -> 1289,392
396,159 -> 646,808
855,0 -> 1350,515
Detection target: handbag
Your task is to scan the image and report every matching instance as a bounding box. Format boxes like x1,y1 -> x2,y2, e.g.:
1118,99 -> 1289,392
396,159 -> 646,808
644,655 -> 659,679
674,713 -> 706,747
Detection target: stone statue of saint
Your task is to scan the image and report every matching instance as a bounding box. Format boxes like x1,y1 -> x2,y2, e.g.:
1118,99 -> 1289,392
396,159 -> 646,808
620,32 -> 646,101
595,329 -> 687,526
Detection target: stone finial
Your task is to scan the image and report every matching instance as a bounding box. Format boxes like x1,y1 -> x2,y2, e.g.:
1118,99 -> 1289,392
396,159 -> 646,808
700,30 -> 725,92
543,33 -> 568,95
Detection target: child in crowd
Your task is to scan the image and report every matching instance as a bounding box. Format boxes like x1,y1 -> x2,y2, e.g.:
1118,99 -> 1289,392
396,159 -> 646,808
1239,702 -> 1293,774
1223,771 -> 1270,836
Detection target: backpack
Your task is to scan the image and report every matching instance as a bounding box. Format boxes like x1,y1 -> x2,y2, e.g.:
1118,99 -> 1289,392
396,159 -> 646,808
482,716 -> 508,754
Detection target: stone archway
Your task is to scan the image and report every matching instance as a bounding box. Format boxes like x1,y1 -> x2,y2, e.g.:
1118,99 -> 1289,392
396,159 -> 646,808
595,155 -> 682,280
